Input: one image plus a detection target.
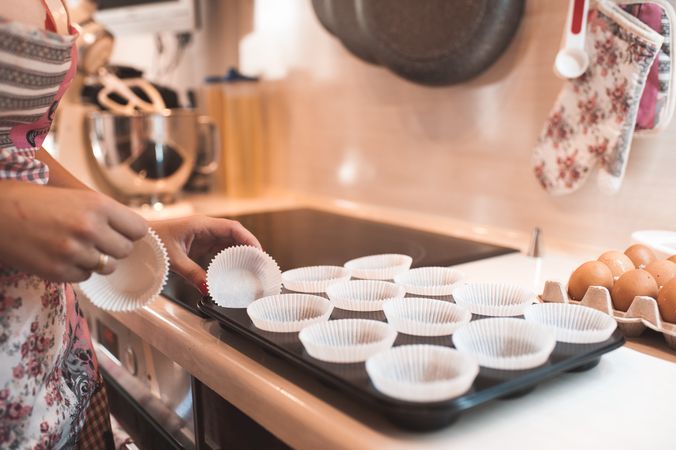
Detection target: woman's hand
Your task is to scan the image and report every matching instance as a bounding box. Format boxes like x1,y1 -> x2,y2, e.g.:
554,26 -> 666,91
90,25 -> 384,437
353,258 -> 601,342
0,181 -> 148,282
150,215 -> 261,295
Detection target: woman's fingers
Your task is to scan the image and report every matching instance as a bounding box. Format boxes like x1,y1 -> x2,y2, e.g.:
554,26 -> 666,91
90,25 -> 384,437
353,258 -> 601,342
105,200 -> 148,241
70,243 -> 118,275
93,226 -> 135,260
206,218 -> 261,249
170,252 -> 207,291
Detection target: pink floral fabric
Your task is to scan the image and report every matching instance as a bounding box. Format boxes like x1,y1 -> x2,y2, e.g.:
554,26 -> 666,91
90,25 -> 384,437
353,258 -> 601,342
533,0 -> 663,195
0,269 -> 101,449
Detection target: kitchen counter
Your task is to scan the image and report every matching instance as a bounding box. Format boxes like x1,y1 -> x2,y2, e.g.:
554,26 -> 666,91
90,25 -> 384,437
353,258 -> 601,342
109,192 -> 675,449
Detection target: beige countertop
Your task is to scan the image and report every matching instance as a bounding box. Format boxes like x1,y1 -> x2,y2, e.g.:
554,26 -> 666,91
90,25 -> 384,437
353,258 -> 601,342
109,192 -> 675,449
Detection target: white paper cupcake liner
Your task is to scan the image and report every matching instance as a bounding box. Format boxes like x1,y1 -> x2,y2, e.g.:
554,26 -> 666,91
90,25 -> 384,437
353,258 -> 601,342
246,294 -> 333,332
298,319 -> 397,363
383,298 -> 471,336
453,283 -> 535,317
366,345 -> 479,402
393,267 -> 464,296
206,245 -> 282,308
281,266 -> 351,293
80,228 -> 169,312
452,318 -> 556,370
326,280 -> 406,311
524,303 -> 617,344
344,254 -> 413,280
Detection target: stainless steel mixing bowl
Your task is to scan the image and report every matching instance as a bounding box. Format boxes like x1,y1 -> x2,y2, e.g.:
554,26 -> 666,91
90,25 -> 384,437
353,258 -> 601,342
87,109 -> 200,204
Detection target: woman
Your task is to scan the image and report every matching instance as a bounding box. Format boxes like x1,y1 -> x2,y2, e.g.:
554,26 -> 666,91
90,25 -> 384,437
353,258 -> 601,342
0,1 -> 260,448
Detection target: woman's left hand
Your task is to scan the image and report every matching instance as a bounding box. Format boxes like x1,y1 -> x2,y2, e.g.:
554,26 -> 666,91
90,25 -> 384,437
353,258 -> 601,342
150,216 -> 261,295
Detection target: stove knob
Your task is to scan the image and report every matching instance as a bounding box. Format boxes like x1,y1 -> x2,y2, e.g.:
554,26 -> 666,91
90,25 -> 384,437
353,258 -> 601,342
123,346 -> 138,376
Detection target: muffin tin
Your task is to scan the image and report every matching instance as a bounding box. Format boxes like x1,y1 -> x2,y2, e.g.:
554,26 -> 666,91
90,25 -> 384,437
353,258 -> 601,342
541,280 -> 676,349
199,280 -> 624,430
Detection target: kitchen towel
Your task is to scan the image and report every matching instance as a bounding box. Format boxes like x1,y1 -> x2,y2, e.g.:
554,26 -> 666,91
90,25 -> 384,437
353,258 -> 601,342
533,0 -> 663,195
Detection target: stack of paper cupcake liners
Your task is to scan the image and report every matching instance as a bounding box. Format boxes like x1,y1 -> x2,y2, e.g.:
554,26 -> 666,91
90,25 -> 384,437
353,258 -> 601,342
206,252 -> 619,402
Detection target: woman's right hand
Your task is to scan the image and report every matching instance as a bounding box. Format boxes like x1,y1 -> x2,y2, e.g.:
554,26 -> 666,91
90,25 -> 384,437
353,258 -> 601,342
0,181 -> 148,282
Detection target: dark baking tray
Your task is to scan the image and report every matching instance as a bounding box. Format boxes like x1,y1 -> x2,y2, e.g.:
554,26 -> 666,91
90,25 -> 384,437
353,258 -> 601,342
198,294 -> 624,431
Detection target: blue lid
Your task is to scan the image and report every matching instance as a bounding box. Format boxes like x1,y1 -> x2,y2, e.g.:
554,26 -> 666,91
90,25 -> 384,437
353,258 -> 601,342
204,68 -> 259,84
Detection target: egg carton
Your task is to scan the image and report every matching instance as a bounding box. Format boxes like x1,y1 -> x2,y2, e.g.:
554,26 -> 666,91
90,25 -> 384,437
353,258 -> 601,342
540,281 -> 676,350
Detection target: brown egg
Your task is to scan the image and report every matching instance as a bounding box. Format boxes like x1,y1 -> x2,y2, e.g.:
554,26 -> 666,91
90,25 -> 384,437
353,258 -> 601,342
669,255 -> 676,264
645,260 -> 676,288
657,278 -> 676,323
568,261 -> 614,301
611,269 -> 658,312
598,250 -> 634,278
624,244 -> 657,268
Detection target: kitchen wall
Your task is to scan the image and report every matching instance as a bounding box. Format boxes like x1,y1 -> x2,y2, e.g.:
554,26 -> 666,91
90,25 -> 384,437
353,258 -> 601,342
109,0 -> 676,250
238,0 -> 676,249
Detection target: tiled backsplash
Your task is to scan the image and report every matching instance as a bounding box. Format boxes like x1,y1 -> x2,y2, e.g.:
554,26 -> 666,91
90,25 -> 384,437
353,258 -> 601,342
244,0 -> 676,249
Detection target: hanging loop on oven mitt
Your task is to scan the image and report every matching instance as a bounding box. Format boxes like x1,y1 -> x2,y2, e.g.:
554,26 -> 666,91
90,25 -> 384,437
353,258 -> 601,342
533,0 -> 663,195
620,0 -> 676,134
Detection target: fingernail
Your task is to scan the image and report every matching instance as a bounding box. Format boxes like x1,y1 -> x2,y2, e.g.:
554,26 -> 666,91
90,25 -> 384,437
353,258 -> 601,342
198,281 -> 209,296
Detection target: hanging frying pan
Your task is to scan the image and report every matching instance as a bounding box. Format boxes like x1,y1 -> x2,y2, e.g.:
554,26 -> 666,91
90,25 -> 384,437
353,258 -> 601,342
315,0 -> 380,65
311,0 -> 336,36
354,0 -> 525,86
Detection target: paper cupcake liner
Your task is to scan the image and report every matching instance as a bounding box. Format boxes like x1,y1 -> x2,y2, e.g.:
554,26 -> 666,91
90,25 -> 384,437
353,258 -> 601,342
366,345 -> 479,402
394,267 -> 464,296
326,280 -> 406,311
383,298 -> 471,336
298,319 -> 397,363
281,266 -> 351,293
246,294 -> 333,332
344,254 -> 413,280
453,283 -> 534,317
524,303 -> 617,344
80,228 -> 169,312
452,318 -> 556,370
206,245 -> 282,308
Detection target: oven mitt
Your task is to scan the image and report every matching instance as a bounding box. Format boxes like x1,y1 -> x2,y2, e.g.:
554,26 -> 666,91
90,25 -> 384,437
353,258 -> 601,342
622,2 -> 674,133
533,0 -> 663,195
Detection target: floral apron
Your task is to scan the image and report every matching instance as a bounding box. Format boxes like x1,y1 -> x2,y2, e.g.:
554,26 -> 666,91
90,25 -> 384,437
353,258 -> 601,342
0,9 -> 112,450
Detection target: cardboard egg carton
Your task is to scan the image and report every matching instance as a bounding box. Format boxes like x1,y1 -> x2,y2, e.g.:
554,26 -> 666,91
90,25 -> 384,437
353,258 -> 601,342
540,281 -> 676,350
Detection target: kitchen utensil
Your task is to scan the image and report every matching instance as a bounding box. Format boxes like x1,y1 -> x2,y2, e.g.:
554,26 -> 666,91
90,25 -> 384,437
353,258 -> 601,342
87,109 -> 218,205
326,280 -> 405,311
198,292 -> 624,430
311,0 -> 336,35
246,294 -> 333,332
382,297 -> 471,336
554,0 -> 590,78
326,0 -> 379,64
97,71 -> 166,115
79,229 -> 169,312
354,0 -> 525,85
206,246 -> 282,308
365,345 -> 479,402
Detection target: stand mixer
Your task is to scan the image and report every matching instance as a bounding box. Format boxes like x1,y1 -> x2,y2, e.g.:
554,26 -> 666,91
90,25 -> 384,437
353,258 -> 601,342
53,0 -> 218,219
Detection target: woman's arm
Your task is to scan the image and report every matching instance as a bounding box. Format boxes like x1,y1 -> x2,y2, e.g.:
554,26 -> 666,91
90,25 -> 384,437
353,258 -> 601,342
34,147 -> 262,294
36,147 -> 90,190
